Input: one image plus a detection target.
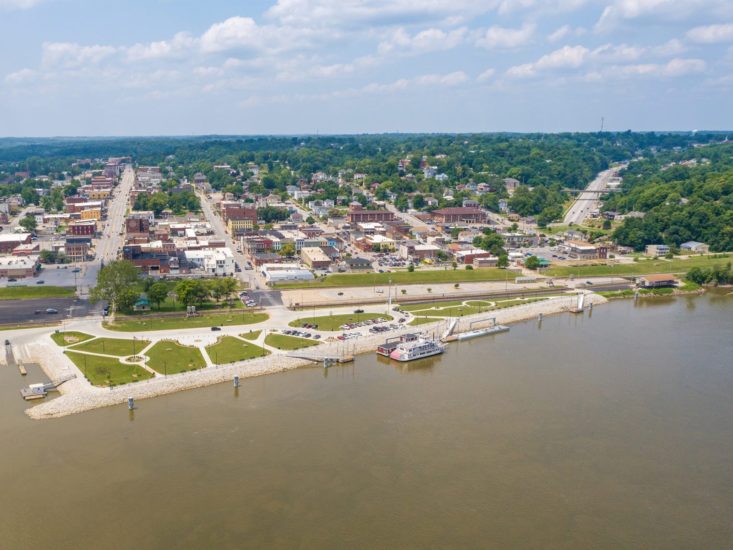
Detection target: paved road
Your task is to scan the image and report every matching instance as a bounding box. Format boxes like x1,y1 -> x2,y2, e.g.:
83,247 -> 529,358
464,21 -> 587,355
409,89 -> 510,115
563,166 -> 622,225
0,297 -> 97,324
197,189 -> 262,290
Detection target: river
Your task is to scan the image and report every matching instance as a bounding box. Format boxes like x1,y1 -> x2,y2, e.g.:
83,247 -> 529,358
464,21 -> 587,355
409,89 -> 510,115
1,293 -> 732,549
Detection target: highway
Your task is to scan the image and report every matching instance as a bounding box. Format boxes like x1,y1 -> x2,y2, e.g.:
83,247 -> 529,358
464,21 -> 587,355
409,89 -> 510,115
563,166 -> 622,226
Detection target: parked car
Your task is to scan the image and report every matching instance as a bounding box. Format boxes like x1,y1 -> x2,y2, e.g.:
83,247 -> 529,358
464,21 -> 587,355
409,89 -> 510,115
7,278 -> 16,282
36,280 -> 45,284
354,308 -> 365,314
71,268 -> 81,273
210,326 -> 221,331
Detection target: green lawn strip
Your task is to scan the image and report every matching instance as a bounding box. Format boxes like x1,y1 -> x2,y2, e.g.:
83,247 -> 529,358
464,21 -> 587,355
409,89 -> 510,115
69,337 -> 151,356
103,311 -> 268,332
240,330 -> 262,340
464,300 -> 492,307
50,331 -> 94,347
145,341 -> 206,374
411,298 -> 548,317
265,333 -> 321,351
408,317 -> 442,326
205,336 -> 269,365
274,268 -> 509,289
289,312 -> 393,331
0,286 -> 75,300
65,351 -> 153,387
545,254 -> 733,278
400,300 -> 466,312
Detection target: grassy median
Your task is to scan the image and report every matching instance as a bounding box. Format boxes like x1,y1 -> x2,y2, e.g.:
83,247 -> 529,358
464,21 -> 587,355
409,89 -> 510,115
0,286 -> 75,300
70,337 -> 151,356
145,341 -> 206,374
206,336 -> 269,365
65,351 -> 153,387
264,334 -> 320,351
50,331 -> 94,347
103,311 -> 268,332
545,254 -> 733,278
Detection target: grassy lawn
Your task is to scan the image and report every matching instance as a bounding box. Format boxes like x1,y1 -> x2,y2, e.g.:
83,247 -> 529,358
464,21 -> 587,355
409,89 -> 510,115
265,333 -> 321,350
65,351 -> 153,387
289,312 -> 393,331
400,300 -> 466,312
145,341 -> 206,374
240,330 -> 262,341
0,286 -> 75,300
206,336 -> 269,364
50,331 -> 94,347
103,311 -> 268,332
406,297 -> 549,318
274,268 -> 509,289
408,317 -> 441,326
70,337 -> 151,357
545,254 -> 733,278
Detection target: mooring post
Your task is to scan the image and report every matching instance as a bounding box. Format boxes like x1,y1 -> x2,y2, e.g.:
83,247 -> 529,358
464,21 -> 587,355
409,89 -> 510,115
127,397 -> 134,410
233,375 -> 240,388
589,302 -> 593,311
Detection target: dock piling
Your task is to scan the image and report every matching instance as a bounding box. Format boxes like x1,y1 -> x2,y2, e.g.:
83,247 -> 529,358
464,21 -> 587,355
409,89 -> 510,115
127,397 -> 134,410
233,375 -> 240,388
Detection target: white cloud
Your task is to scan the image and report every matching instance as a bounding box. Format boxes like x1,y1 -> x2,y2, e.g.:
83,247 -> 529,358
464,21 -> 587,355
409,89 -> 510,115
592,43 -> 644,63
596,0 -> 733,31
42,42 -> 117,68
476,23 -> 536,49
5,68 -> 37,84
265,0 -> 495,29
127,32 -> 196,61
415,71 -> 468,86
687,23 -> 733,44
548,25 -> 570,43
0,0 -> 43,10
378,27 -> 466,55
200,16 -> 263,53
477,68 -> 496,82
651,39 -> 686,57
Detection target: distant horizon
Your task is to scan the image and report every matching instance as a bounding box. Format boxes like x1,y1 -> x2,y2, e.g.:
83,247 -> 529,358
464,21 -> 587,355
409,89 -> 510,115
1,129 -> 732,141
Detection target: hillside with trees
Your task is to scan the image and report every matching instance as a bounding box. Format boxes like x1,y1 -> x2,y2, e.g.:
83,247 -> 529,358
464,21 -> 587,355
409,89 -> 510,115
605,142 -> 733,251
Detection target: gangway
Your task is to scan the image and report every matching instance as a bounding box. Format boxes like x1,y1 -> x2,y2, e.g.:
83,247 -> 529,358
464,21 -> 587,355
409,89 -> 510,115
441,319 -> 458,341
20,373 -> 76,401
570,293 -> 586,314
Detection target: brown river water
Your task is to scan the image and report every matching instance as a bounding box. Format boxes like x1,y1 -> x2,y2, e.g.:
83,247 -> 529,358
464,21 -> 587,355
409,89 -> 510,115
1,293 -> 732,549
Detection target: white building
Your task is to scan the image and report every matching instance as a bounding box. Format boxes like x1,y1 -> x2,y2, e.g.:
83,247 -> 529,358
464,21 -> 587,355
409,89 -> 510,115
260,263 -> 314,283
183,248 -> 235,276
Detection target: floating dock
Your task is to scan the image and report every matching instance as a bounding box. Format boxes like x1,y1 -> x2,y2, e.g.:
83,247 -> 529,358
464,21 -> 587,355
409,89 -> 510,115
20,374 -> 76,401
445,324 -> 510,342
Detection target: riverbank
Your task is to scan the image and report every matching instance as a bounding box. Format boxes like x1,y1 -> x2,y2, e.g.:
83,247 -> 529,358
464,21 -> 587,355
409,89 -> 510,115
26,293 -> 607,419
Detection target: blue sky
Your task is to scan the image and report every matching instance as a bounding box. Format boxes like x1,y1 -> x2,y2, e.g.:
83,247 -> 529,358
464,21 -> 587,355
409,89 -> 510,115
1,0 -> 732,136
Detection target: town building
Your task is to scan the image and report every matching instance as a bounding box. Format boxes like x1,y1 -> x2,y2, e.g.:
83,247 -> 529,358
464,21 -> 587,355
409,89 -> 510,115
0,233 -> 31,254
563,240 -> 608,260
645,244 -> 670,257
680,241 -> 709,254
430,207 -> 486,224
300,247 -> 332,270
347,204 -> 395,224
183,248 -> 235,276
0,255 -> 38,278
637,274 -> 679,288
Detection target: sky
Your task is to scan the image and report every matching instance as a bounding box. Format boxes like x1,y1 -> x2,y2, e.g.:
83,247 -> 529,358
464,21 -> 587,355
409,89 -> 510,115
1,0 -> 732,136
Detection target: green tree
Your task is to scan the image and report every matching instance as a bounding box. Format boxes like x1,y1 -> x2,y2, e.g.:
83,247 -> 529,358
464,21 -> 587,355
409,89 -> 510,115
90,260 -> 141,313
497,255 -> 509,268
147,282 -> 169,310
175,279 -> 209,306
19,214 -> 37,232
525,256 -> 541,270
279,243 -> 296,257
306,215 -> 316,225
